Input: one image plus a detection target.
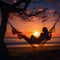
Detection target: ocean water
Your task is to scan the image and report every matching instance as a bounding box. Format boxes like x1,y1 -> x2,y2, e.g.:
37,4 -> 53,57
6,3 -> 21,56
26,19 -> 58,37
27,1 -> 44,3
4,37 -> 60,47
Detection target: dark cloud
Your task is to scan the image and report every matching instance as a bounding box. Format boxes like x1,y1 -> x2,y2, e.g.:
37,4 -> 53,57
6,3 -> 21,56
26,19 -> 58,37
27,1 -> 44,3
19,14 -> 31,22
46,0 -> 60,6
1,0 -> 60,22
46,0 -> 53,2
18,9 -> 60,22
56,3 -> 60,6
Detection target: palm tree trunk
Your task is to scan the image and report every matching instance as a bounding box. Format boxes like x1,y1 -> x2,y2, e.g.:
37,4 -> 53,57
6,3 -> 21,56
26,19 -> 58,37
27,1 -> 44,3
0,6 -> 11,60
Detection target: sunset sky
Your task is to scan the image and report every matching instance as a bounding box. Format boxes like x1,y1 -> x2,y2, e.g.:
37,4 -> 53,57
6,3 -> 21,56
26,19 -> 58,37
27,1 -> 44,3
0,0 -> 60,38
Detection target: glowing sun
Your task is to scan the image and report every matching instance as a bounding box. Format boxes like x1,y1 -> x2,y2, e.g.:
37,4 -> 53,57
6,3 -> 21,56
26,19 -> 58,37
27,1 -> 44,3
33,31 -> 40,38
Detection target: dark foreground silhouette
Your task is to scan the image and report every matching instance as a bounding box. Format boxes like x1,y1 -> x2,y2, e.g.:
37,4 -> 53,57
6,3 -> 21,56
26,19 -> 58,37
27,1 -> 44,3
9,48 -> 60,60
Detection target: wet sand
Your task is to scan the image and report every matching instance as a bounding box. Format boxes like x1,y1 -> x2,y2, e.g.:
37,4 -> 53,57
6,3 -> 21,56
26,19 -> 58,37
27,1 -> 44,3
8,45 -> 60,60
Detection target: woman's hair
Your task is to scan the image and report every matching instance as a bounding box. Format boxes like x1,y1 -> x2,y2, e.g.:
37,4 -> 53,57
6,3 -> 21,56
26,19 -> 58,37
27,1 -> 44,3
42,27 -> 48,33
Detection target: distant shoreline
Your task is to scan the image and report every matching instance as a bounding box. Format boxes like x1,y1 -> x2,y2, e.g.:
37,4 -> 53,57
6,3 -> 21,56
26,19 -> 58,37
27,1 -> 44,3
5,37 -> 60,38
4,37 -> 60,45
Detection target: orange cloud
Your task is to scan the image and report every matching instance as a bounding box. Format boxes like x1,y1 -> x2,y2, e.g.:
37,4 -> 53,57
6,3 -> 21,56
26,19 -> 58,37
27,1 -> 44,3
5,9 -> 60,37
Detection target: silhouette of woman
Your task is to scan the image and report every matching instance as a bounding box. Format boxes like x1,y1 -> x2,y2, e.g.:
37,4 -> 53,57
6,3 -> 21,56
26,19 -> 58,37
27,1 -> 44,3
37,27 -> 52,43
17,27 -> 52,44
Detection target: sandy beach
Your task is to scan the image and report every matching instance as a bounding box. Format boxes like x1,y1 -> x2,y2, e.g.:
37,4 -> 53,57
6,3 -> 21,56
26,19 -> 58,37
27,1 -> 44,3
7,45 -> 60,60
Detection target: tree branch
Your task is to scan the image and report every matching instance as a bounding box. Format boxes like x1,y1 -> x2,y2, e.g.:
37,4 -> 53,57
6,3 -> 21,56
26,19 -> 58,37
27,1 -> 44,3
0,0 -> 48,17
0,0 -> 31,12
21,8 -> 48,17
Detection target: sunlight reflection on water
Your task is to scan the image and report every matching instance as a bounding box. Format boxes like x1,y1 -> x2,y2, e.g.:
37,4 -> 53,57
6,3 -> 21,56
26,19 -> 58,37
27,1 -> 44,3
7,44 -> 60,48
4,37 -> 60,47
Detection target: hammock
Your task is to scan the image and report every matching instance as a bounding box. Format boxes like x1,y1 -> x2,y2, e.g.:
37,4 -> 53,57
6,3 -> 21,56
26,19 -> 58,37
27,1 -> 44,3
8,22 -> 22,39
49,20 -> 58,32
39,20 -> 59,47
8,20 -> 58,47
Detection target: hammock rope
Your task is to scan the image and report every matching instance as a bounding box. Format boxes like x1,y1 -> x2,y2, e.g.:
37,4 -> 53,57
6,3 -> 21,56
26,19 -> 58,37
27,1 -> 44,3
8,20 -> 58,47
8,20 -> 58,35
49,20 -> 58,32
8,21 -> 22,39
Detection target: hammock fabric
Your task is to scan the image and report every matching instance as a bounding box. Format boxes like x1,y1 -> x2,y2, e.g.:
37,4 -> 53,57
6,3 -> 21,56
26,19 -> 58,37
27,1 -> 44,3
8,22 -> 22,39
8,20 -> 58,45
